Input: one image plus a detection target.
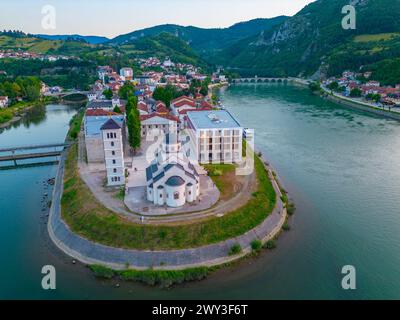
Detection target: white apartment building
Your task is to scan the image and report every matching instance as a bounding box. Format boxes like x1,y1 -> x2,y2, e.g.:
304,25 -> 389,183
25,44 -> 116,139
186,110 -> 243,164
101,118 -> 125,186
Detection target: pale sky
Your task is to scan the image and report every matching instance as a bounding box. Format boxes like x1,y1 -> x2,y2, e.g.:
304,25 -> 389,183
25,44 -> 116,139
0,0 -> 315,38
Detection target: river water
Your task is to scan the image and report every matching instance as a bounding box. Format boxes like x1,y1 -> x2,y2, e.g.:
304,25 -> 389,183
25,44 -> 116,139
1,84 -> 399,299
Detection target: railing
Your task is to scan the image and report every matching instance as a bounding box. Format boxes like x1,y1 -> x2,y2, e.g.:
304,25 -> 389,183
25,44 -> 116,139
0,143 -> 71,165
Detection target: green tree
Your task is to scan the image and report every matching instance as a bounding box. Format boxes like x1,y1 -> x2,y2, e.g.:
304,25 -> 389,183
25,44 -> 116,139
153,85 -> 177,107
125,95 -> 138,116
26,85 -> 40,101
118,83 -> 135,100
350,88 -> 362,97
103,88 -> 113,100
327,81 -> 339,92
127,106 -> 141,154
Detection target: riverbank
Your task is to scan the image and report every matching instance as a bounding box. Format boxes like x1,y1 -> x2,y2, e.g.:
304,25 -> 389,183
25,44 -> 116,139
320,86 -> 400,121
0,97 -> 60,129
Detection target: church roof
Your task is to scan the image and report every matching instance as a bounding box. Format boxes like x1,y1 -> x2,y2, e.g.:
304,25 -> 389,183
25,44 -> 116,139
165,176 -> 185,187
100,118 -> 121,130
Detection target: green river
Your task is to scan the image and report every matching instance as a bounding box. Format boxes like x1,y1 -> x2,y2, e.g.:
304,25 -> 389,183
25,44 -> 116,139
0,84 -> 399,299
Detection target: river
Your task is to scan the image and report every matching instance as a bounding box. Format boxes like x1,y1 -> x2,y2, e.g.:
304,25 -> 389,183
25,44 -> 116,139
1,84 -> 399,299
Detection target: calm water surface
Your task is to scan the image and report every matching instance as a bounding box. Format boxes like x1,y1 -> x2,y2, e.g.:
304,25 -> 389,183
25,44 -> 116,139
1,86 -> 400,299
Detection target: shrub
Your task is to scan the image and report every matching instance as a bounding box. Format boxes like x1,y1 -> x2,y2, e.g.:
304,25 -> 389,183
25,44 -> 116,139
229,243 -> 242,256
282,222 -> 291,231
287,202 -> 296,215
90,265 -> 115,279
265,240 -> 276,250
251,240 -> 262,251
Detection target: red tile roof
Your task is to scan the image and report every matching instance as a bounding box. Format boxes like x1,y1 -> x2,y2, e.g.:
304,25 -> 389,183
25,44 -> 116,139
140,113 -> 180,123
200,100 -> 213,108
171,95 -> 196,107
85,109 -> 118,117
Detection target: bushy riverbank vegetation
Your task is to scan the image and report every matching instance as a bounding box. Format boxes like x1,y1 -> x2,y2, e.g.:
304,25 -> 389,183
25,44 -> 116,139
89,264 -> 210,288
61,144 -> 276,250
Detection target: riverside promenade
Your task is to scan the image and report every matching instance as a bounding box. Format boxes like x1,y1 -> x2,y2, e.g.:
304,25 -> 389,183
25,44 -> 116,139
321,86 -> 400,121
47,148 -> 287,271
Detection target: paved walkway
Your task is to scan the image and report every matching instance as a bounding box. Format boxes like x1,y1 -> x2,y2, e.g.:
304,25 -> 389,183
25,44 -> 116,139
48,145 -> 287,270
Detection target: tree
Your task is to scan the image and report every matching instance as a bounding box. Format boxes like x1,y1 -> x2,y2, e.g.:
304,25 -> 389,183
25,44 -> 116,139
125,95 -> 138,116
152,85 -> 178,107
327,81 -> 339,92
118,83 -> 135,100
127,106 -> 141,154
350,88 -> 362,97
26,85 -> 40,101
103,88 -> 113,100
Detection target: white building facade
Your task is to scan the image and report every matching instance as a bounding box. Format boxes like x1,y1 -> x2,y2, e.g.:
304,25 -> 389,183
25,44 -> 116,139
146,133 -> 200,207
101,118 -> 125,186
186,110 -> 243,164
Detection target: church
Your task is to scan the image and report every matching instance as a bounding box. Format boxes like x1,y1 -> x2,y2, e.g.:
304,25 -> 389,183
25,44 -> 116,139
145,133 -> 200,207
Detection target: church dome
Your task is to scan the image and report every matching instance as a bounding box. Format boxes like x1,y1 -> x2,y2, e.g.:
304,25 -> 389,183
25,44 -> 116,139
165,176 -> 185,187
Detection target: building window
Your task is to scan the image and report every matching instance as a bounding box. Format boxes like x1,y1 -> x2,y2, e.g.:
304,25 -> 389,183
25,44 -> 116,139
160,194 -> 162,198
112,159 -> 116,164
174,192 -> 179,200
111,142 -> 115,147
189,191 -> 192,195
113,168 -> 117,173
112,151 -> 115,156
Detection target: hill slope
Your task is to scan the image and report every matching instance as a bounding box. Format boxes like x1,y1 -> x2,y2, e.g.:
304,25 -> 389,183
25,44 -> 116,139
117,32 -> 205,66
108,17 -> 288,54
0,33 -> 96,55
213,0 -> 400,77
35,34 -> 109,44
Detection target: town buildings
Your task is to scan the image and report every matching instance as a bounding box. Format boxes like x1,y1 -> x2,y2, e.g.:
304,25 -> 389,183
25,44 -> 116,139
82,58 -> 232,208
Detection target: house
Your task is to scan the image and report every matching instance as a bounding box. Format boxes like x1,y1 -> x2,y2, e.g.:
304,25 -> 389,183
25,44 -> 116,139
140,113 -> 180,139
170,96 -> 196,115
155,101 -> 169,114
0,96 -> 9,108
87,97 -> 125,111
186,110 -> 243,164
120,67 -> 133,81
366,81 -> 380,87
146,133 -> 199,207
100,118 -> 126,186
84,109 -> 125,163
163,58 -> 175,68
137,101 -> 149,115
87,91 -> 98,101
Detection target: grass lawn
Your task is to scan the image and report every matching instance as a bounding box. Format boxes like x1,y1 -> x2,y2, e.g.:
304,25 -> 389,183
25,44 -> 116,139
354,33 -> 399,43
203,163 -> 237,199
61,144 -> 276,250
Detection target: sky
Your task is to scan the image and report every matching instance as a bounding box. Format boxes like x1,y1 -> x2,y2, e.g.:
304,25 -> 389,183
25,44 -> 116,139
0,0 -> 315,39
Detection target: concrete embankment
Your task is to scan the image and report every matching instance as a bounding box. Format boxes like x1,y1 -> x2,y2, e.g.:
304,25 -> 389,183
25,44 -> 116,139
47,148 -> 288,271
324,92 -> 400,121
